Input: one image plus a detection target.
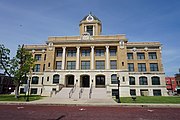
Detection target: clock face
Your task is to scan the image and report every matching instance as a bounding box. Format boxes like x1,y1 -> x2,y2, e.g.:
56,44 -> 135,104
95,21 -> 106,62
86,15 -> 94,22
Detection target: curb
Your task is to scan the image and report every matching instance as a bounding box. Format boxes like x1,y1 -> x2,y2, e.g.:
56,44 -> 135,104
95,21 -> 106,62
1,102 -> 180,108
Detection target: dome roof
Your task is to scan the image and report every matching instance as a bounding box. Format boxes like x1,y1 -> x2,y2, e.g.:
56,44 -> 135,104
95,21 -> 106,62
81,12 -> 101,22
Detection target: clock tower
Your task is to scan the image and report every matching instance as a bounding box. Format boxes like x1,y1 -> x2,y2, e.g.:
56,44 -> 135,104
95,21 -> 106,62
79,12 -> 102,36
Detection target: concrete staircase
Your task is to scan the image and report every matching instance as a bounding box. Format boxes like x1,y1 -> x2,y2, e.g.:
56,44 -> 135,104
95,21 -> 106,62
71,87 -> 80,99
81,88 -> 90,99
53,88 -> 72,99
35,87 -> 116,104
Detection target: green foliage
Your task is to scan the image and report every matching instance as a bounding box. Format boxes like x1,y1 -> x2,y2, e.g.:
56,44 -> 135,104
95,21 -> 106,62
0,44 -> 11,77
115,96 -> 180,104
0,44 -> 36,98
0,94 -> 43,101
12,45 -> 36,85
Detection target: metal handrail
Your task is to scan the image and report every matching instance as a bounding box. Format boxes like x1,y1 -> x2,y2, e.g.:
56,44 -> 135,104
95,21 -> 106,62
89,84 -> 93,99
79,88 -> 83,99
69,84 -> 76,98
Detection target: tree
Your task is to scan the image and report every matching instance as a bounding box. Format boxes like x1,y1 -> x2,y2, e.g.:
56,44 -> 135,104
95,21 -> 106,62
0,44 -> 35,98
13,45 -> 35,98
0,44 -> 11,77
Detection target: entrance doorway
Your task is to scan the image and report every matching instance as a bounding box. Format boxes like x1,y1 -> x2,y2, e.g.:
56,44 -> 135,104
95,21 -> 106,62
96,75 -> 105,88
65,75 -> 74,87
80,75 -> 90,87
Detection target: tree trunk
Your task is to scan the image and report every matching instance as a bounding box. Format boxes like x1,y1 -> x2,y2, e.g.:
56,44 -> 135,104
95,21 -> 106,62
15,84 -> 20,98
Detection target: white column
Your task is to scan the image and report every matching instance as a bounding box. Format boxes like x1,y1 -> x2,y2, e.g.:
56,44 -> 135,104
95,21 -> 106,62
91,46 -> 94,70
61,47 -> 66,70
93,25 -> 95,36
106,46 -> 110,69
76,46 -> 80,70
85,25 -> 87,32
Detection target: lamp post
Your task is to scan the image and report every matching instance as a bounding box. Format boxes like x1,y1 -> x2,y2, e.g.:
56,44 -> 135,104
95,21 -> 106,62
117,76 -> 121,103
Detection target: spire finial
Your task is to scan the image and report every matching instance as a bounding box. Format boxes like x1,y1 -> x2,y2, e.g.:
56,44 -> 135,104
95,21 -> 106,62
89,11 -> 92,15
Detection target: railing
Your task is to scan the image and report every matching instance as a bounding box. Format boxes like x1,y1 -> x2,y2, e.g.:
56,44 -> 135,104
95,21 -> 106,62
89,84 -> 93,99
69,84 -> 76,98
79,88 -> 83,99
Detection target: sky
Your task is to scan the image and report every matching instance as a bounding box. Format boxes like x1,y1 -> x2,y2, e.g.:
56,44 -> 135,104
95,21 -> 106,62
0,0 -> 180,76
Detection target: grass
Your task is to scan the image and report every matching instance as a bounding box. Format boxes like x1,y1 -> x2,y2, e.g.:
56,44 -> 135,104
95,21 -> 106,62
0,94 -> 43,101
115,96 -> 180,104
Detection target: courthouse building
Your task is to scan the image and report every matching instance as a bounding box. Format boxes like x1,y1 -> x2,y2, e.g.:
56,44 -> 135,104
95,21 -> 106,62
20,13 -> 168,97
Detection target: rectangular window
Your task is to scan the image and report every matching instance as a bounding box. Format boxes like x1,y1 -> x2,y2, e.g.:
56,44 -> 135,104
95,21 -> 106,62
96,49 -> 104,56
43,64 -> 45,71
81,61 -> 90,70
30,88 -> 38,94
110,60 -> 117,69
56,50 -> 62,57
137,53 -> 145,59
20,88 -> 25,94
111,74 -> 117,84
110,49 -> 116,56
81,49 -> 90,56
138,63 -> 146,72
140,89 -> 149,96
42,77 -> 44,84
112,89 -> 118,96
128,63 -> 134,72
34,64 -> 40,72
35,54 -> 41,61
32,77 -> 39,84
150,63 -> 159,71
127,53 -> 133,60
44,54 -> 46,61
96,60 -> 105,69
130,89 -> 136,96
153,90 -> 161,96
67,50 -> 76,57
129,77 -> 135,85
56,61 -> 62,70
87,25 -> 93,36
67,61 -> 76,70
148,52 -> 157,59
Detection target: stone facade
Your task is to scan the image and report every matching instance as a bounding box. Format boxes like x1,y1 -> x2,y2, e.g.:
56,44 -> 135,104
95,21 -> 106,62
20,13 -> 168,97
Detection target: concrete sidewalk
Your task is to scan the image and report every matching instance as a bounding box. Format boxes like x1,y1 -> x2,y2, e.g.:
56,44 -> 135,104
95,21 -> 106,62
0,97 -> 180,108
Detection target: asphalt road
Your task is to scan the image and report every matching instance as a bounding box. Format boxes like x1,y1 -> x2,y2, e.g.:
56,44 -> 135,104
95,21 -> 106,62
0,105 -> 179,120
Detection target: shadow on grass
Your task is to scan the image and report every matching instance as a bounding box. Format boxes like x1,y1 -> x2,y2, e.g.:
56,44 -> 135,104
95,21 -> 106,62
0,94 -> 44,101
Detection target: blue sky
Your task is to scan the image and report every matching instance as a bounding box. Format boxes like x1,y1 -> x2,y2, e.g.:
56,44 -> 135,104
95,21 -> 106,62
0,0 -> 180,76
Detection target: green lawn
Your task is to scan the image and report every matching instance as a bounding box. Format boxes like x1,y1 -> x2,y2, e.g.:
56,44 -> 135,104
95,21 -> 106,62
115,96 -> 180,104
0,94 -> 43,101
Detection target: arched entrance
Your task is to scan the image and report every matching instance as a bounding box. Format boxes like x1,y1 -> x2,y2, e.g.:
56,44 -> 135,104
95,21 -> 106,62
80,75 -> 90,87
96,75 -> 105,88
65,75 -> 74,87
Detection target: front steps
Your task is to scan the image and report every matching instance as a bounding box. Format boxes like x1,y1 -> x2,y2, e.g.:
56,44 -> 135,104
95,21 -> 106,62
54,87 -> 112,100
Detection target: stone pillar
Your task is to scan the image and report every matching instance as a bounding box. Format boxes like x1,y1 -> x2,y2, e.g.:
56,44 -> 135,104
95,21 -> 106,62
106,46 -> 110,69
76,46 -> 80,70
61,47 -> 66,70
91,46 -> 94,70
93,25 -> 95,36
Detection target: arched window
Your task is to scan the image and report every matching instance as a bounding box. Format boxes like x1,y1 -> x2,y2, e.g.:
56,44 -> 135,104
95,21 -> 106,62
139,76 -> 148,85
32,76 -> 39,84
53,74 -> 60,84
152,76 -> 160,85
129,76 -> 135,85
96,75 -> 105,87
111,74 -> 117,84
